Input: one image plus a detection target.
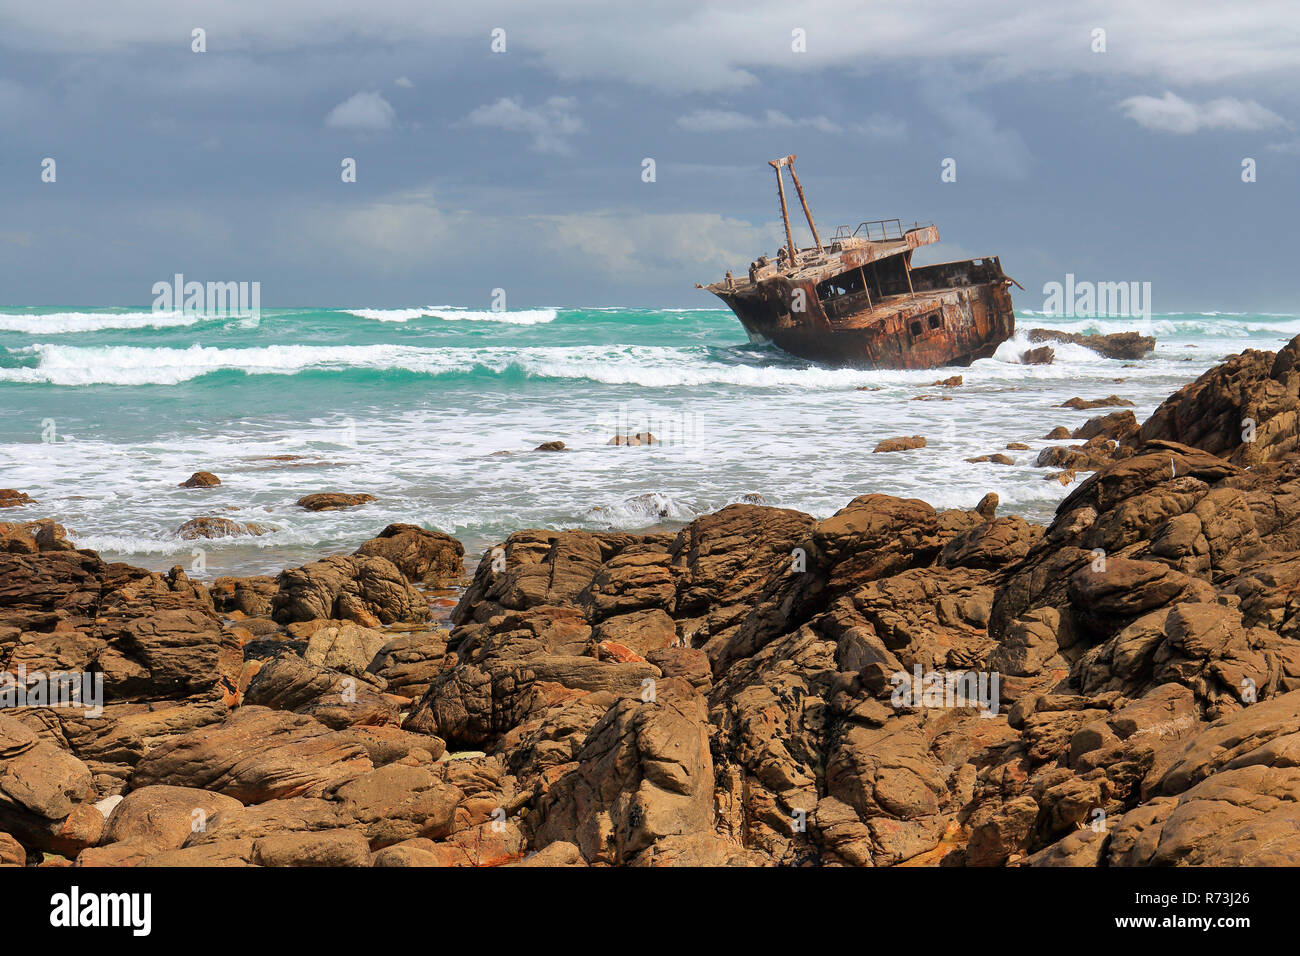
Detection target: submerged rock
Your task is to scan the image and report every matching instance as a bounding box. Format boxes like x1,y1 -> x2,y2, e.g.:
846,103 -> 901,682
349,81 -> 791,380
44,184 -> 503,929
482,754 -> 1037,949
0,490 -> 36,509
873,435 -> 926,453
297,493 -> 377,511
1028,328 -> 1155,360
176,516 -> 270,539
607,432 -> 659,447
1020,346 -> 1055,365
1058,395 -> 1135,410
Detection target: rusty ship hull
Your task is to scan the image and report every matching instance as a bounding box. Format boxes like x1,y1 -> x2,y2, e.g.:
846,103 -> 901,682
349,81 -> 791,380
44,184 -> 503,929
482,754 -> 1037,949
713,254 -> 1016,370
702,156 -> 1017,370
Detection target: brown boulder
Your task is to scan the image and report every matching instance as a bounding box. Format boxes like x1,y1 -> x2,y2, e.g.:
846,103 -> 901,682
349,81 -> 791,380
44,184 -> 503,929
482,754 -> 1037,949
532,679 -> 713,864
1057,395 -> 1134,410
1028,329 -> 1155,360
252,828 -> 372,866
175,516 -> 269,539
607,433 -> 659,446
0,519 -> 75,553
0,490 -> 36,508
1019,346 -> 1054,365
271,554 -> 429,625
1072,410 -> 1139,443
179,472 -> 221,488
354,523 -> 465,583
100,784 -> 242,852
1136,338 -> 1300,465
873,435 -> 926,453
129,706 -> 373,802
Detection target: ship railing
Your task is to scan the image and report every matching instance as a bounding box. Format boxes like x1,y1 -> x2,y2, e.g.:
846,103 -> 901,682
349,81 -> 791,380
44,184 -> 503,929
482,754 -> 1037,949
829,220 -> 934,243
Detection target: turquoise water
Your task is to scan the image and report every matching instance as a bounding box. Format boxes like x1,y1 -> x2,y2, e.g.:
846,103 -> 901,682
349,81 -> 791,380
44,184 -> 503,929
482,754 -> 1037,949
1,305 -> 1296,577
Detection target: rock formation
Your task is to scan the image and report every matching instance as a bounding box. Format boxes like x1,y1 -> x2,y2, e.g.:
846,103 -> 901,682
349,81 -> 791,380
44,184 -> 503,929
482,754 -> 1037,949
6,336 -> 1300,866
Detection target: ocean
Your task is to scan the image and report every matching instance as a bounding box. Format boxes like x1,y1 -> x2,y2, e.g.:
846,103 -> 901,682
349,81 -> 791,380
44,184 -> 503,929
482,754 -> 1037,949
1,305 -> 1296,579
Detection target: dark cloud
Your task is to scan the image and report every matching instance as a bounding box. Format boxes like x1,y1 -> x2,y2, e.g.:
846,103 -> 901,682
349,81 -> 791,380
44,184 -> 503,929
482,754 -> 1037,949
0,1 -> 1296,309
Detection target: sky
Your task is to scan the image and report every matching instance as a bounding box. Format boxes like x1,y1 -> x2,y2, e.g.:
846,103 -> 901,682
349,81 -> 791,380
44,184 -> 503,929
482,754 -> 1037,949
1,0 -> 1297,311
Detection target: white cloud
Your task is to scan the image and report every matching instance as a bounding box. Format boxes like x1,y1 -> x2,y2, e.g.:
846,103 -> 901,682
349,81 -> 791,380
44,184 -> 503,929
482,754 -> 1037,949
288,184 -> 777,281
325,91 -> 396,131
5,1 -> 1298,93
292,187 -> 451,270
676,109 -> 761,132
394,76 -> 413,88
543,211 -> 780,277
677,107 -> 903,137
1119,91 -> 1288,133
465,96 -> 583,154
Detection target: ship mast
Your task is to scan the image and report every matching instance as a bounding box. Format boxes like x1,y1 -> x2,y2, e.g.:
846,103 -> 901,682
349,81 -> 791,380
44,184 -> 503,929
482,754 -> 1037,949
768,154 -> 823,268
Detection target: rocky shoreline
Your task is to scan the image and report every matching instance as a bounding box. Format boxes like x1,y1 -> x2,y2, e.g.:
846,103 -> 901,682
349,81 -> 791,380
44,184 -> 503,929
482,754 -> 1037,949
3,336 -> 1300,867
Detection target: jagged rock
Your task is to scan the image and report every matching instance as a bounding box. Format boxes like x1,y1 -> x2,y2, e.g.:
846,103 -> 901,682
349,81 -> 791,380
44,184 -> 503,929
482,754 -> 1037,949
532,678 -> 713,864
0,832 -> 25,866
304,622 -> 390,677
1028,329 -> 1155,360
211,575 -> 277,617
0,490 -> 36,509
0,520 -> 74,553
1113,765 -> 1300,865
331,764 -> 462,847
271,555 -> 429,625
1137,339 -> 1300,465
1145,690 -> 1300,799
179,472 -> 221,488
1073,410 -> 1139,443
13,332 -> 1300,871
241,653 -> 399,729
367,630 -> 448,700
354,524 -> 465,584
130,706 -> 373,802
1034,444 -> 1114,471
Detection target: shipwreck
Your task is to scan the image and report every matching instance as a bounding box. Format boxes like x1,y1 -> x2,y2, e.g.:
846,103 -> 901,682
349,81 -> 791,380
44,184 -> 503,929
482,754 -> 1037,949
700,155 -> 1020,369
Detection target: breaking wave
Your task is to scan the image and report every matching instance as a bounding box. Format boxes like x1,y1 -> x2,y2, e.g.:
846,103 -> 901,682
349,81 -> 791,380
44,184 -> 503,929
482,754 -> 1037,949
340,307 -> 558,325
0,311 -> 206,334
1018,311 -> 1300,338
0,333 -> 1211,388
0,342 -> 894,388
